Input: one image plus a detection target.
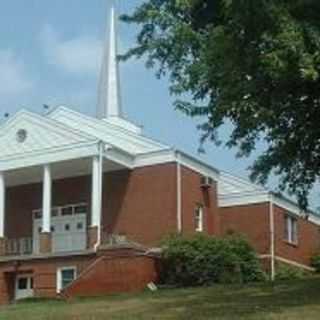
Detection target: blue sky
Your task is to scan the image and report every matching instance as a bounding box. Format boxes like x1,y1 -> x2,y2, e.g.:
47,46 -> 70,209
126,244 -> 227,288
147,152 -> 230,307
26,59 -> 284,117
0,0 -> 318,207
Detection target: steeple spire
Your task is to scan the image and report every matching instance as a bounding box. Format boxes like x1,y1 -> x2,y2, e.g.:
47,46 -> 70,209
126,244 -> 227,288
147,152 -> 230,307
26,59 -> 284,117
97,1 -> 122,119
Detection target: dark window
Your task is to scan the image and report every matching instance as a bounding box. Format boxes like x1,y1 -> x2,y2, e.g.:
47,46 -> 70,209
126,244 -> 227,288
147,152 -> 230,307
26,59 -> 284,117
51,208 -> 59,217
34,211 -> 42,219
62,207 -> 73,216
74,205 -> 87,214
61,269 -> 76,289
65,224 -> 70,231
18,278 -> 28,290
77,222 -> 83,230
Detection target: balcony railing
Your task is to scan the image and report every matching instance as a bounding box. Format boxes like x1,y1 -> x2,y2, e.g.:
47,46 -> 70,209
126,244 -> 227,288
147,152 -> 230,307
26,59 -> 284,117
5,238 -> 33,256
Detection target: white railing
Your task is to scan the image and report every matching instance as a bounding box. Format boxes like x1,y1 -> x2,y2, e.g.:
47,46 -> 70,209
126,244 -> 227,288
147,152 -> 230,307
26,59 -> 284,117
5,238 -> 33,256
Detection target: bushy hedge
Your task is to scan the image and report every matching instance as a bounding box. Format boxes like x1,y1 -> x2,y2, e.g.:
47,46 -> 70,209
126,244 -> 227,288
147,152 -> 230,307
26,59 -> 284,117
161,234 -> 265,287
311,255 -> 320,273
275,263 -> 310,281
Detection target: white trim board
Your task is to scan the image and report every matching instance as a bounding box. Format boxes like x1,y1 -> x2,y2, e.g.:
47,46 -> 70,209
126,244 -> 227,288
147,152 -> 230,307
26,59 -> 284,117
0,142 -> 100,172
134,149 -> 220,182
219,191 -> 320,226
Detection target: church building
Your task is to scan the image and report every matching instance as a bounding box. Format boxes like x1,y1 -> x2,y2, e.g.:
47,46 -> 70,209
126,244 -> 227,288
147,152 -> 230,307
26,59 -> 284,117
0,4 -> 319,304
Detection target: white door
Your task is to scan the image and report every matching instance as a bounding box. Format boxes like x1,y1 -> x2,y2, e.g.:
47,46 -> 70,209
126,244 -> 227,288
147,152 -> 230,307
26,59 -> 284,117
15,275 -> 34,300
52,214 -> 87,252
33,213 -> 87,254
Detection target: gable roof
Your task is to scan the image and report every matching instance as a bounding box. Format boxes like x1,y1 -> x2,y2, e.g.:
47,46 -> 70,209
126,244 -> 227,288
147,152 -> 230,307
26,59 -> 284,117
0,110 -> 98,159
0,110 -> 100,171
48,106 -> 169,155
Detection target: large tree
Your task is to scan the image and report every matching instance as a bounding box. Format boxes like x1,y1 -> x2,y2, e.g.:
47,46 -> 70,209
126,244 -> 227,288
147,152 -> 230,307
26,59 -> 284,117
121,0 -> 320,209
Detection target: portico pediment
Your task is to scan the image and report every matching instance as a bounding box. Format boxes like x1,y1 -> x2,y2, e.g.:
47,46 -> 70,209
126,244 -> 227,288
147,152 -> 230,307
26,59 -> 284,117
0,110 -> 97,160
0,110 -> 100,171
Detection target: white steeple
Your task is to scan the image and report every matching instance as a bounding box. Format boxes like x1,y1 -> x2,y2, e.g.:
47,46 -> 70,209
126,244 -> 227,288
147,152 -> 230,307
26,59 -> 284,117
97,1 -> 122,119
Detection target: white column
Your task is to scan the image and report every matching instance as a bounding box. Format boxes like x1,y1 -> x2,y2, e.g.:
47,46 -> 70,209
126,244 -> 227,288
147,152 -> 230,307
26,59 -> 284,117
42,164 -> 52,233
0,172 -> 5,238
91,156 -> 101,227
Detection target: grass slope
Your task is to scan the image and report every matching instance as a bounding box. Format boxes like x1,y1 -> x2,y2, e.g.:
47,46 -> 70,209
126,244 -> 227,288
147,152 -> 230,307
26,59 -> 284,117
1,278 -> 320,320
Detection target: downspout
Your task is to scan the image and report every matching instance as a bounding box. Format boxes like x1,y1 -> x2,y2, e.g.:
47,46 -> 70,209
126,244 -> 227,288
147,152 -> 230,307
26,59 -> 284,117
176,151 -> 182,234
269,194 -> 275,281
94,142 -> 104,251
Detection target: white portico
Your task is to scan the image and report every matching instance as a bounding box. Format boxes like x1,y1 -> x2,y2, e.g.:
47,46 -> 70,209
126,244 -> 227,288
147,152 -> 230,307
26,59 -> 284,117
0,106 -> 168,257
0,111 -> 103,255
0,2 -> 169,257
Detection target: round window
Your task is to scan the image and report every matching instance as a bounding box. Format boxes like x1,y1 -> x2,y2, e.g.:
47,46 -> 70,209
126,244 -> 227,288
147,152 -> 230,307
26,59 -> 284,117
16,129 -> 27,143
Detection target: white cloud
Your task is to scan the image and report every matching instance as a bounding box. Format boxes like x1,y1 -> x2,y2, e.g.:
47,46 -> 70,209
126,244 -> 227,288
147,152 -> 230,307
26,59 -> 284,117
0,50 -> 33,96
40,25 -> 103,75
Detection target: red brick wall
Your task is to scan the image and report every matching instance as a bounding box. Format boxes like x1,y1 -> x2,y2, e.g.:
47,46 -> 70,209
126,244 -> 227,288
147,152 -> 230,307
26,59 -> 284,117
5,163 -> 219,247
181,167 -> 219,236
63,252 -> 160,298
220,202 -> 320,267
273,205 -> 320,266
101,163 -> 177,245
220,203 -> 270,255
0,254 -> 96,304
0,249 -> 160,304
6,183 -> 41,238
5,176 -> 91,239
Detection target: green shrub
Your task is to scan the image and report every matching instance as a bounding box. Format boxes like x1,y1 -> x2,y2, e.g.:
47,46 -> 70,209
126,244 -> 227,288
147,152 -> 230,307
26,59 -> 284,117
161,234 -> 265,287
275,263 -> 310,281
311,255 -> 320,273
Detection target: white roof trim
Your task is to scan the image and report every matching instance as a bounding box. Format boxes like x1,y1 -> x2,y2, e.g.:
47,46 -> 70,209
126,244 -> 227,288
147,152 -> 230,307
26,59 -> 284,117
219,191 -> 320,226
219,191 -> 270,207
0,141 -> 100,171
133,149 -> 220,181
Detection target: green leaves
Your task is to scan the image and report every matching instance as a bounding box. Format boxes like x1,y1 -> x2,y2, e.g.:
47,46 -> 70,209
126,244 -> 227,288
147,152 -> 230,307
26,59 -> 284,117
161,234 -> 265,286
121,0 -> 320,209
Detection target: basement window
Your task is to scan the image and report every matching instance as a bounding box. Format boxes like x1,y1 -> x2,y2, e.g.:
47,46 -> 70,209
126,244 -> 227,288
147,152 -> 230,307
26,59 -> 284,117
57,267 -> 77,293
285,214 -> 298,245
195,205 -> 204,232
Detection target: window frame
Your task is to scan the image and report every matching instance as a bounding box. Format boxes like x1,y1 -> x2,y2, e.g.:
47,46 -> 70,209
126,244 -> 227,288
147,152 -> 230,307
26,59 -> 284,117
56,266 -> 77,293
284,214 -> 298,245
195,205 -> 204,232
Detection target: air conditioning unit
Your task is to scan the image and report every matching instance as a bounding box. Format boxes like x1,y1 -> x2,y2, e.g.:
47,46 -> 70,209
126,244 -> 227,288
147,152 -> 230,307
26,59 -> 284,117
200,176 -> 214,188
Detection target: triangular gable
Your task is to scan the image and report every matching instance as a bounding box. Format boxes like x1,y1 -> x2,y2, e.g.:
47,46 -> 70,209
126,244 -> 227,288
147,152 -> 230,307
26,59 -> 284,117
0,110 -> 97,159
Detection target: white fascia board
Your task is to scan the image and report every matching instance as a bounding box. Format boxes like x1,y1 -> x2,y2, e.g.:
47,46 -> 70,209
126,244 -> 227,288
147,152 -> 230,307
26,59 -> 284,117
177,150 -> 220,181
219,191 -> 320,226
218,191 -> 270,207
272,195 -> 320,225
134,149 -> 220,181
0,142 -> 100,171
104,147 -> 135,169
134,149 -> 176,168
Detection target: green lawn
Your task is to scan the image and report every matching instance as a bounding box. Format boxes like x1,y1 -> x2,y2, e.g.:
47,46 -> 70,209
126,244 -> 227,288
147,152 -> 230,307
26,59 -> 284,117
1,278 -> 320,320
